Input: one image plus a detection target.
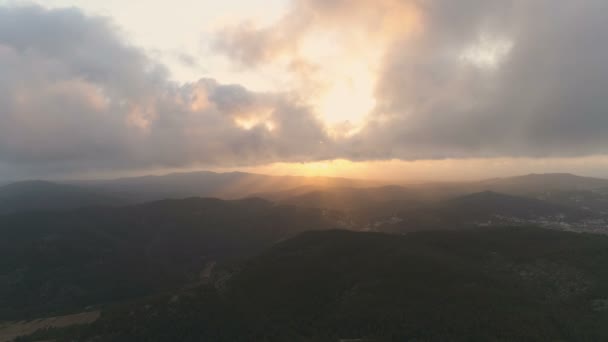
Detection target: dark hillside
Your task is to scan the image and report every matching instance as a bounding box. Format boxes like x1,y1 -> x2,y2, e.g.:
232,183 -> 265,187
36,227 -> 608,341
0,197 -> 337,320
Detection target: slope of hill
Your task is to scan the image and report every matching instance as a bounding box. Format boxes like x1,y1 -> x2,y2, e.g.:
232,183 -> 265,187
439,191 -> 586,220
476,173 -> 608,195
266,174 -> 608,222
338,191 -> 600,234
401,173 -> 608,203
272,188 -> 595,233
30,227 -> 608,341
0,197 -> 339,320
280,186 -> 422,210
0,181 -> 122,215
539,188 -> 608,214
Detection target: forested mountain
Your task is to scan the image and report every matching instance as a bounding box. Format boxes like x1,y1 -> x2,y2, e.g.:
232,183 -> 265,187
439,191 -> 587,220
272,189 -> 597,233
0,181 -> 122,215
0,198 -> 338,320
22,227 -> 608,341
258,173 -> 608,212
2,173 -> 608,341
3,173 -> 606,215
474,173 -> 608,195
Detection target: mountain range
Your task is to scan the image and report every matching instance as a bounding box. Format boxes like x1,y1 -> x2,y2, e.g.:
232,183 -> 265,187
2,172 -> 608,340
0,181 -> 123,215
2,172 -> 607,215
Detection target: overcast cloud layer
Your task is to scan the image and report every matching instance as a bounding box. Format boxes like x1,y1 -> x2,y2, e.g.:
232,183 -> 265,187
1,1 -> 608,178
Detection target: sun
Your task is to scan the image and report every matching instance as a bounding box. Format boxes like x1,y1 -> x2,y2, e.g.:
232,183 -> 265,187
285,0 -> 424,137
316,62 -> 377,136
249,159 -> 369,179
296,32 -> 379,137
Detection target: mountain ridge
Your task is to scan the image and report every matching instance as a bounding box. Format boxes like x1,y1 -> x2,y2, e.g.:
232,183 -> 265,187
0,181 -> 122,215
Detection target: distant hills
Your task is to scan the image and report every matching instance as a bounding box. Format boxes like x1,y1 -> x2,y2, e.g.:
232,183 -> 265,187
473,173 -> 608,195
440,191 -> 585,220
279,185 -> 421,211
353,191 -> 593,234
72,171 -> 375,202
2,172 -> 608,221
265,173 -> 608,205
260,176 -> 605,232
0,172 -> 374,215
0,181 -> 122,215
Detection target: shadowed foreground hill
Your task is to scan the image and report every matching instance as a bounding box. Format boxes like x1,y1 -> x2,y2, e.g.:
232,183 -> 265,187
37,227 -> 608,342
0,197 -> 338,320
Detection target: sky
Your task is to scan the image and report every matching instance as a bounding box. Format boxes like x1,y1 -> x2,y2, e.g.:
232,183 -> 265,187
1,0 -> 608,182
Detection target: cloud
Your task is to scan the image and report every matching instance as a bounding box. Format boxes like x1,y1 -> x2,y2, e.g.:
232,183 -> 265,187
215,0 -> 608,160
350,0 -> 608,159
2,1 -> 608,179
0,5 -> 330,178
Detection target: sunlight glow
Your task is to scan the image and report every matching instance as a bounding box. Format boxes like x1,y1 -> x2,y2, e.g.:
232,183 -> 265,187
297,33 -> 379,136
213,156 -> 608,183
315,63 -> 377,136
283,160 -> 370,179
460,34 -> 514,69
289,2 -> 423,136
232,106 -> 276,132
234,117 -> 276,131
